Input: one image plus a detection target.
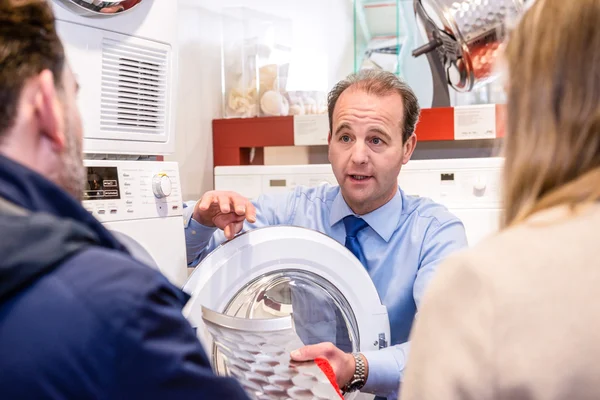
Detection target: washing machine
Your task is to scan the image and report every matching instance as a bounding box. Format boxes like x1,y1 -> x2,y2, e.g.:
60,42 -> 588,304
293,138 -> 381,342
214,157 -> 504,246
195,157 -> 501,397
182,225 -> 389,399
399,157 -> 503,245
82,159 -> 188,287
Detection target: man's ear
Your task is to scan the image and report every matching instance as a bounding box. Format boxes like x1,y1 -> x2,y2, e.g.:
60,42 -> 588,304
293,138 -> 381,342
402,134 -> 417,164
35,69 -> 65,151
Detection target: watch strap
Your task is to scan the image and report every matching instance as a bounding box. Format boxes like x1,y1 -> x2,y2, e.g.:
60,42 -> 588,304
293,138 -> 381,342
342,352 -> 367,393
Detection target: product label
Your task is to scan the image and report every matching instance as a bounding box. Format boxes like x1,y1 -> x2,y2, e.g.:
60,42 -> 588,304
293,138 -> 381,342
454,105 -> 496,140
293,114 -> 329,146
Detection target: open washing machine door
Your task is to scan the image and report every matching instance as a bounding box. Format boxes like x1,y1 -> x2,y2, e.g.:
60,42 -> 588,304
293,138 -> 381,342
183,226 -> 390,383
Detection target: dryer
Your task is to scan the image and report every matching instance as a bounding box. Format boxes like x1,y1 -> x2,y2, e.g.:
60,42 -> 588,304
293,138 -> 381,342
51,0 -> 178,156
82,159 -> 188,287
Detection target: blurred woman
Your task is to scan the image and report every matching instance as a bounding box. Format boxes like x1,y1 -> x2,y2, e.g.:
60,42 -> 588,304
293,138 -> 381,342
400,0 -> 600,399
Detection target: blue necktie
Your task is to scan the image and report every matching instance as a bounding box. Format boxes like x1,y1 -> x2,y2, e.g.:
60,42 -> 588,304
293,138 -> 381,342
343,215 -> 369,268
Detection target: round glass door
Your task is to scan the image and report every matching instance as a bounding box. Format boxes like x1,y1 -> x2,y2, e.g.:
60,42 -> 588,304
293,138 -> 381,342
213,269 -> 359,375
54,0 -> 144,16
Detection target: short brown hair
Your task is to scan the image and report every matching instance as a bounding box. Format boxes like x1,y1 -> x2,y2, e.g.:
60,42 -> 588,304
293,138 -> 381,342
327,70 -> 420,143
501,0 -> 600,227
0,0 -> 65,138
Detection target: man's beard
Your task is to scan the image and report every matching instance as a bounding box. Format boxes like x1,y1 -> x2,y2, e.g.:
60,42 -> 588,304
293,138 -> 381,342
57,115 -> 85,201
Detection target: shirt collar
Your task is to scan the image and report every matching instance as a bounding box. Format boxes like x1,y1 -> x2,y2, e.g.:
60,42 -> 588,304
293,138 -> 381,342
329,187 -> 403,242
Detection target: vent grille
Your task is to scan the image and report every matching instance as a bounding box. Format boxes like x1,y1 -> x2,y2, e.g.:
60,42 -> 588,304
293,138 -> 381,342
100,38 -> 168,135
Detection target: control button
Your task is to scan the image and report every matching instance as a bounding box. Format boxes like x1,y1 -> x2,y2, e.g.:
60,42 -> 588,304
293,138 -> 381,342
473,176 -> 487,196
172,205 -> 179,210
473,176 -> 487,191
152,173 -> 172,199
110,209 -> 117,214
97,209 -> 106,214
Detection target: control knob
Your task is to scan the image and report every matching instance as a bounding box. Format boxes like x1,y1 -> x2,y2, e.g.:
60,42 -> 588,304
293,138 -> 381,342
473,175 -> 487,196
152,173 -> 172,198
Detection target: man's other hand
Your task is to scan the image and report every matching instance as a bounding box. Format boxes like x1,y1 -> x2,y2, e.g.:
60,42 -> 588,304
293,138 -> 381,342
193,190 -> 257,240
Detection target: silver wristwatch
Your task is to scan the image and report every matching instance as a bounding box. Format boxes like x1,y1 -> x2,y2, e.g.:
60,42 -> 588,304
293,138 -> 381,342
342,353 -> 367,393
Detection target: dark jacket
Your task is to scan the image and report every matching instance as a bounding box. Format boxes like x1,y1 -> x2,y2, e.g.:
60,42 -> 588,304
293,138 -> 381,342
0,154 -> 249,399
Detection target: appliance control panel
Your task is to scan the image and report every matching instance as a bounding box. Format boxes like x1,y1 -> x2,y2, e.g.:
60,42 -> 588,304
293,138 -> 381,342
82,160 -> 183,222
398,158 -> 504,209
214,165 -> 337,200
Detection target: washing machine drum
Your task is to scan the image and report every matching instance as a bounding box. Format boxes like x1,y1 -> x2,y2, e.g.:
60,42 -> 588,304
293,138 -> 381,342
182,226 -> 390,370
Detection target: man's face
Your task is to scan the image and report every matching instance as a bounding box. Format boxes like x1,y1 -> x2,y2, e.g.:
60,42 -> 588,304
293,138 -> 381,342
56,65 -> 85,201
328,88 -> 416,215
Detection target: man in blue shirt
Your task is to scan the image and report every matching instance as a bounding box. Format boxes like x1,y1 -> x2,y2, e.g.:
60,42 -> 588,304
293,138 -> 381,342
184,70 -> 468,399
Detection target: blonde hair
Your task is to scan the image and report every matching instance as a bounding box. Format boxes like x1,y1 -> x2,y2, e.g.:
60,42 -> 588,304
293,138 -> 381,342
501,0 -> 600,228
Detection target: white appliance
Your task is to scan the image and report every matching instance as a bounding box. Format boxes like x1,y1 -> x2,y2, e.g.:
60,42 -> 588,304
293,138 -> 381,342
399,157 -> 503,245
51,0 -> 178,156
215,164 -> 337,200
82,159 -> 188,287
214,157 -> 504,246
52,2 -> 186,286
182,225 -> 389,400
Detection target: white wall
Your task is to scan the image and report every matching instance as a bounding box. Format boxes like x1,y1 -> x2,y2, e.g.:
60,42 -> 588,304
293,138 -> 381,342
169,0 -> 354,201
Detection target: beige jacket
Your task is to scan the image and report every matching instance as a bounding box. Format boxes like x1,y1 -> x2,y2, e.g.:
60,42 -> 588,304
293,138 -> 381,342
400,203 -> 600,400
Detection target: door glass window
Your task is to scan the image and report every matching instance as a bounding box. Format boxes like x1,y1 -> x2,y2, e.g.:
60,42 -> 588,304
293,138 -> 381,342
56,0 -> 144,15
214,270 -> 359,374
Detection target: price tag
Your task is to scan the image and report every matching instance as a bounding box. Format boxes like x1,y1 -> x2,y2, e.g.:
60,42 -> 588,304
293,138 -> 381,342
454,105 -> 496,140
293,114 -> 329,146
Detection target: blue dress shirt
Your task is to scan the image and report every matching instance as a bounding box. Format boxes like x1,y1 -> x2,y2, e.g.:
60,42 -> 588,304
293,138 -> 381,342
183,184 -> 468,399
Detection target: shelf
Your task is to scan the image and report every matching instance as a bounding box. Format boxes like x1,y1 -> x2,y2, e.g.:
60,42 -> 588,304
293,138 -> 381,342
212,104 -> 506,167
